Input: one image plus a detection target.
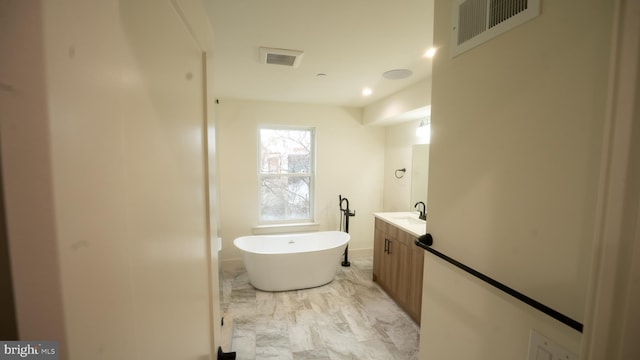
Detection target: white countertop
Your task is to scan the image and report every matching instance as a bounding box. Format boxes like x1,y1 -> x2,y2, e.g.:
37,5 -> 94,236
373,211 -> 427,238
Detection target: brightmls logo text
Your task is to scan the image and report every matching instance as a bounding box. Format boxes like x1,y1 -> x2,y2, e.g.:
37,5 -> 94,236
0,342 -> 58,359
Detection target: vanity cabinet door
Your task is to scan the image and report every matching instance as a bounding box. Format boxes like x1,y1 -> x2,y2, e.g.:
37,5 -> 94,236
406,241 -> 424,324
373,219 -> 395,295
385,236 -> 404,298
395,228 -> 424,324
386,225 -> 407,306
373,223 -> 385,284
372,217 -> 424,324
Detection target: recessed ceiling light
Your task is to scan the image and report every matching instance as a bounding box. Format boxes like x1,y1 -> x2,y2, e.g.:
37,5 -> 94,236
362,87 -> 373,96
424,47 -> 438,58
382,69 -> 413,80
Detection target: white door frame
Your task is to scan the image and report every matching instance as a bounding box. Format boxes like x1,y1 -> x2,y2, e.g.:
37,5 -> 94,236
170,0 -> 221,355
582,0 -> 640,358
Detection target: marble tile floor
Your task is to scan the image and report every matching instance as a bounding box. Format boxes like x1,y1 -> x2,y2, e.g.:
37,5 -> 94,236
221,257 -> 420,360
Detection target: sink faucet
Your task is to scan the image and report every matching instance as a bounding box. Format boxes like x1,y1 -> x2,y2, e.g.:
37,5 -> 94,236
414,201 -> 426,220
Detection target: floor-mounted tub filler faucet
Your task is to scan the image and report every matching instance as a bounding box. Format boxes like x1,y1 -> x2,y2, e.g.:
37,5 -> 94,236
339,195 -> 356,267
414,201 -> 427,220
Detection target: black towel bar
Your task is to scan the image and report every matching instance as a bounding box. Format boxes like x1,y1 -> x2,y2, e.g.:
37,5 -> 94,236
415,234 -> 583,333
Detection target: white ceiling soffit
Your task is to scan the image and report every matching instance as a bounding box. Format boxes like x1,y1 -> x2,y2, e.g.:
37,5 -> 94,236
379,106 -> 431,126
204,0 -> 435,107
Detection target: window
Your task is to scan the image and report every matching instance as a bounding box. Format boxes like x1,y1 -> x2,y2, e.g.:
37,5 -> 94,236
259,127 -> 315,223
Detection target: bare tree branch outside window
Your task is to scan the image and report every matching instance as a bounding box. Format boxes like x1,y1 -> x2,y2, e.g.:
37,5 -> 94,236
259,128 -> 314,222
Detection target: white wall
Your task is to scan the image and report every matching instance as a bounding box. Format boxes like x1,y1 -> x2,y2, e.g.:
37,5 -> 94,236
363,76 -> 432,213
216,99 -> 385,263
363,78 -> 431,125
382,120 -> 429,212
0,1 -> 218,359
421,1 -> 613,359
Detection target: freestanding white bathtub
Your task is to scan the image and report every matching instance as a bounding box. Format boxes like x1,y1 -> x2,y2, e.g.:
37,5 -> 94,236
233,231 -> 350,291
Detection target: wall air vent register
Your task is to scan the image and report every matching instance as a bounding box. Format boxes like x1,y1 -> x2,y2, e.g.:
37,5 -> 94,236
452,0 -> 540,57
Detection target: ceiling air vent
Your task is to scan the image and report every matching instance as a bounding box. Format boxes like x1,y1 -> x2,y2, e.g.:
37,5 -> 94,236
451,0 -> 540,57
259,47 -> 304,67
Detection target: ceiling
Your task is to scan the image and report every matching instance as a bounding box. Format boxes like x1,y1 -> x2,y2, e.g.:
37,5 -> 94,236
204,0 -> 435,108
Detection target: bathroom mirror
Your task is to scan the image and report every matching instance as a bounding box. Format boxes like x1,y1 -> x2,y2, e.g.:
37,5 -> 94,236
410,144 -> 430,211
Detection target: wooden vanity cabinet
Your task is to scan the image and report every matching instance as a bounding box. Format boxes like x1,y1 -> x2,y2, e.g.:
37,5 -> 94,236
373,218 -> 424,324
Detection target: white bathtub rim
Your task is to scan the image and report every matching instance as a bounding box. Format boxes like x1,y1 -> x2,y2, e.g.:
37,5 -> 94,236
233,230 -> 350,255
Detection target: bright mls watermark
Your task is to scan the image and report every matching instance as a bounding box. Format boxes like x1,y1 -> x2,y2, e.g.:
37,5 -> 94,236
0,342 -> 58,359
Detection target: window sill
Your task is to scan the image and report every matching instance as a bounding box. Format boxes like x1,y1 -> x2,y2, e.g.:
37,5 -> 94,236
252,222 -> 320,235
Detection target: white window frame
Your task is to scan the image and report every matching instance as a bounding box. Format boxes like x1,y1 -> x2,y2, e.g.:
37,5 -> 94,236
257,126 -> 315,224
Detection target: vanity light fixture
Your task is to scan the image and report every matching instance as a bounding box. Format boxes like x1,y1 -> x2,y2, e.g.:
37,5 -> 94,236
416,117 -> 431,143
424,47 -> 438,58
